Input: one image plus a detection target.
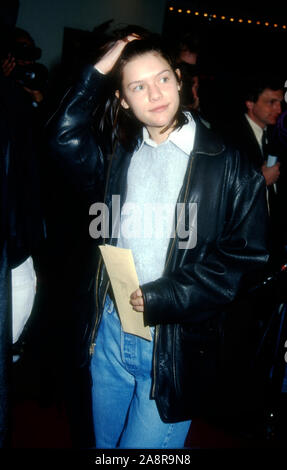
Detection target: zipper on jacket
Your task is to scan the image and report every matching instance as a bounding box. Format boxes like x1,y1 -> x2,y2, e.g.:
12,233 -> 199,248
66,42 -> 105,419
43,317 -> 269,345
89,270 -> 110,355
151,152 -> 194,398
89,141 -> 118,356
164,153 -> 194,271
102,280 -> 110,307
151,325 -> 159,398
89,257 -> 103,355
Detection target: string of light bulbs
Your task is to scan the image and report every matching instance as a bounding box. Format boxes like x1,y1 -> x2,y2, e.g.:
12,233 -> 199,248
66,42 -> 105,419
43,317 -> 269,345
167,6 -> 287,30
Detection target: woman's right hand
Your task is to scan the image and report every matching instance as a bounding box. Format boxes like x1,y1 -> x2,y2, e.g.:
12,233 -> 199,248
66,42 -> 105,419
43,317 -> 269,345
94,34 -> 139,75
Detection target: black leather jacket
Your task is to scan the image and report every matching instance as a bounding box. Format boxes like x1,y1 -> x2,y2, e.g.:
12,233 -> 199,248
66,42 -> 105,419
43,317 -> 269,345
47,65 -> 269,423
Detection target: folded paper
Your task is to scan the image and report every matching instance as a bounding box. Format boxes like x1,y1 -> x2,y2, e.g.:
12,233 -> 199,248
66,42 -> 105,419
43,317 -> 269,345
99,245 -> 152,341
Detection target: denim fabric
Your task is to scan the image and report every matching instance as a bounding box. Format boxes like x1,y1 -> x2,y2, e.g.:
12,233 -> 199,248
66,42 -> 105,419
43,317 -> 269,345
90,295 -> 191,449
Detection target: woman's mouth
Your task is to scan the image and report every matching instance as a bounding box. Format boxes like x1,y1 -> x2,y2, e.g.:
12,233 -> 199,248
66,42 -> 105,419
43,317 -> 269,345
150,104 -> 168,113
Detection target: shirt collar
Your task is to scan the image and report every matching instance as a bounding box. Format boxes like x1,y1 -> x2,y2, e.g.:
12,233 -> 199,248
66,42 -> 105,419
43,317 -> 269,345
138,112 -> 195,156
245,113 -> 266,149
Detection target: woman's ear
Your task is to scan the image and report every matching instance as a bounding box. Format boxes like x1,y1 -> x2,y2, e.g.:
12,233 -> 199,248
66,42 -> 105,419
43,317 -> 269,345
115,90 -> 130,109
175,68 -> 182,91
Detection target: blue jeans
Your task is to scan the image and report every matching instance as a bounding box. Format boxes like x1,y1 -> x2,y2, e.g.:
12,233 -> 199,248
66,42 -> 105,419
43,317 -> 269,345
90,295 -> 191,449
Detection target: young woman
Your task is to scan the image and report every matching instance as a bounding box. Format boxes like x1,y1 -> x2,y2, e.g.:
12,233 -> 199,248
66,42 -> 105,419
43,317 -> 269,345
47,29 -> 269,448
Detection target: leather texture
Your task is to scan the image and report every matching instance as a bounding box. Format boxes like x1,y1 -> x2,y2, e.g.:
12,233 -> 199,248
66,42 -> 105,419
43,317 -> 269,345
47,65 -> 269,422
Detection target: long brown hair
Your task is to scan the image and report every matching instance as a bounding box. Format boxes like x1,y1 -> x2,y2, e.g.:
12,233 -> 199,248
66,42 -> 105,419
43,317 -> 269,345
92,28 -> 188,152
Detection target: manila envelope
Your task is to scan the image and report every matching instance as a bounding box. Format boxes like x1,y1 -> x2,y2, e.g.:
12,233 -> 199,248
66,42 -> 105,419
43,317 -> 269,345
99,245 -> 152,341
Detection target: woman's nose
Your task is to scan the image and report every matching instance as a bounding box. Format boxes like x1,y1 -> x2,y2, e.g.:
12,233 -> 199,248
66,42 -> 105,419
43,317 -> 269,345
148,84 -> 162,101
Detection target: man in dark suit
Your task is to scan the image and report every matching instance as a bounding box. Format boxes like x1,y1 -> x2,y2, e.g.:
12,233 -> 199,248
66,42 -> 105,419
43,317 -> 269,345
220,76 -> 285,267
217,77 -> 287,439
225,77 -> 283,183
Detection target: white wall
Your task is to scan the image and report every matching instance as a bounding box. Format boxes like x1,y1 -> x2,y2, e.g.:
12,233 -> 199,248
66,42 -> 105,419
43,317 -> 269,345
16,0 -> 167,71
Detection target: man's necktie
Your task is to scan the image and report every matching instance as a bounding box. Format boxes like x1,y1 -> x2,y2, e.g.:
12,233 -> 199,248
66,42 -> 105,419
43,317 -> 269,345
262,127 -> 277,215
261,128 -> 268,162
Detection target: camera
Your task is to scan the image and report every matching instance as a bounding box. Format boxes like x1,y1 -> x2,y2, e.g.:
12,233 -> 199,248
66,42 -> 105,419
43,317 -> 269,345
2,39 -> 48,91
8,41 -> 47,91
10,62 -> 48,91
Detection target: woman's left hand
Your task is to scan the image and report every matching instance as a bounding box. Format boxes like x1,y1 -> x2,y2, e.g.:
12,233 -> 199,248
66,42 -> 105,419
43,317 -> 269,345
130,288 -> 144,312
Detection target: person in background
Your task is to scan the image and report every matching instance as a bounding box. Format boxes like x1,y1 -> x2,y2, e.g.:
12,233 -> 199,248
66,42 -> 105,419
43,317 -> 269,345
177,61 -> 200,112
0,2 -> 45,444
174,31 -> 200,65
218,76 -> 285,267
0,65 -> 45,450
1,27 -> 48,113
172,32 -> 201,113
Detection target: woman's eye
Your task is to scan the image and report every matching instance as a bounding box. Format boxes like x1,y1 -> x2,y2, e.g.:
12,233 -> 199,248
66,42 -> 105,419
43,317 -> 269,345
133,84 -> 144,91
160,76 -> 169,83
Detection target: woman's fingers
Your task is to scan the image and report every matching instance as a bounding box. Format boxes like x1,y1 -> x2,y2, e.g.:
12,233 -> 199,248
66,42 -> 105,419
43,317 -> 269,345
95,34 -> 140,75
130,288 -> 144,312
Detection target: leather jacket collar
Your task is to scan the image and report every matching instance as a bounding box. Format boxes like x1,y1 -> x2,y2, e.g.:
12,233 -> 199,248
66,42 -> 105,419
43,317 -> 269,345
192,114 -> 226,156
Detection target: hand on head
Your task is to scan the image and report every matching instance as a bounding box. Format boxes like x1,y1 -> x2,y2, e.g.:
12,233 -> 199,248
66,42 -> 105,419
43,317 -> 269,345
95,33 -> 140,75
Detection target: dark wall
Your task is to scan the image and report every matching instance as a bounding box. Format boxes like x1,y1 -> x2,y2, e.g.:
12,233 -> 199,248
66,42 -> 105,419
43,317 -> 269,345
163,6 -> 287,125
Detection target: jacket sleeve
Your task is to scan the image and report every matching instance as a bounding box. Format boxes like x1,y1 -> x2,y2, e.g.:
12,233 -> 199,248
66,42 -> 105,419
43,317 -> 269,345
141,160 -> 269,326
46,65 -> 107,198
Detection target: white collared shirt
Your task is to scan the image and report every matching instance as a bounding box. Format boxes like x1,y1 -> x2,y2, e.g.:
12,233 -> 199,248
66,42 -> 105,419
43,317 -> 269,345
116,112 -> 196,285
245,113 -> 266,152
138,111 -> 196,155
